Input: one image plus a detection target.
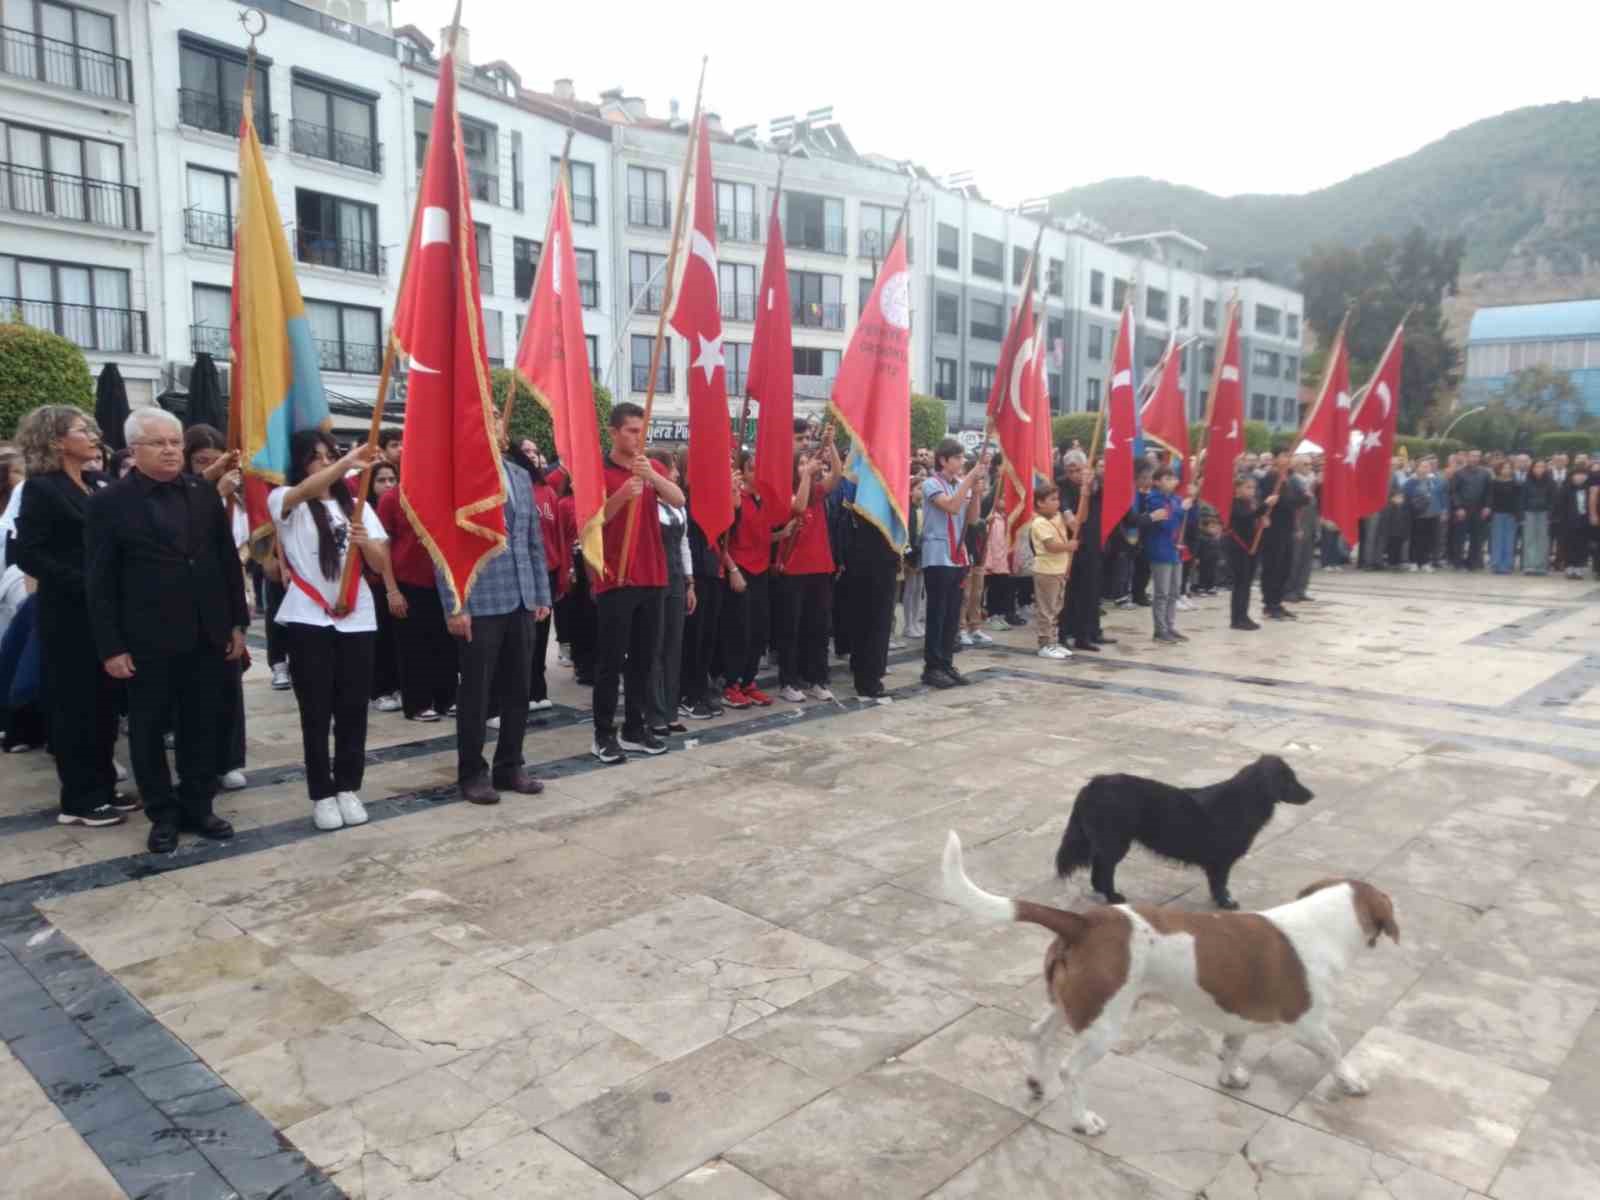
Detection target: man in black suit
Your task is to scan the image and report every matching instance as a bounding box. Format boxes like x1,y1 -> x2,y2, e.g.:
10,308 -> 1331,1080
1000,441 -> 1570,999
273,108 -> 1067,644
86,408 -> 250,853
1257,446 -> 1308,620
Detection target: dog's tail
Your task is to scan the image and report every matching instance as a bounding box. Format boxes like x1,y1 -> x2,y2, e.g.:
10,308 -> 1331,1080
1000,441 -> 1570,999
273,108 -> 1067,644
1054,804 -> 1094,879
943,832 -> 1089,944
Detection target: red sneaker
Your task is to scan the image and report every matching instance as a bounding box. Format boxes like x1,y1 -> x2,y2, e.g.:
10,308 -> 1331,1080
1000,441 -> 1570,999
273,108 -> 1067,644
722,685 -> 753,710
742,685 -> 774,707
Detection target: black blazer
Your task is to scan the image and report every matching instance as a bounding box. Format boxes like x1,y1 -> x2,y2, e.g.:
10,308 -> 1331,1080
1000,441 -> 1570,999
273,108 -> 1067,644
85,471 -> 249,660
13,471 -> 107,629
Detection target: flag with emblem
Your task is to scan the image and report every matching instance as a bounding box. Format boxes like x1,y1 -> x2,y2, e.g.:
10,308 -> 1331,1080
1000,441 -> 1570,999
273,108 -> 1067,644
748,185 -> 794,514
984,248 -> 1043,542
1310,322 -> 1358,543
1200,300 -> 1246,528
1140,333 -> 1189,464
1100,301 -> 1138,546
1351,318 -> 1405,517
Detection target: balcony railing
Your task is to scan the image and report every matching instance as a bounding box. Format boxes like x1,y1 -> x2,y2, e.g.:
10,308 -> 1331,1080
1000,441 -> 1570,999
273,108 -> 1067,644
794,373 -> 835,402
792,300 -> 845,331
289,118 -> 382,173
191,323 -> 230,357
631,284 -> 665,315
632,365 -> 673,393
295,229 -> 384,276
0,161 -> 141,230
627,195 -> 668,229
859,229 -> 912,263
786,221 -> 846,255
0,24 -> 132,101
579,280 -> 598,309
0,296 -> 147,353
184,207 -> 233,250
249,0 -> 396,56
716,209 -> 761,244
972,258 -> 1004,281
179,88 -> 275,144
720,292 -> 755,323
314,337 -> 380,374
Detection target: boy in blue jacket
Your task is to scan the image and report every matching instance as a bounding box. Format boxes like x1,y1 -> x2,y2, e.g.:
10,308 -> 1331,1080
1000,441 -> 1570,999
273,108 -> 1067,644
1140,466 -> 1193,644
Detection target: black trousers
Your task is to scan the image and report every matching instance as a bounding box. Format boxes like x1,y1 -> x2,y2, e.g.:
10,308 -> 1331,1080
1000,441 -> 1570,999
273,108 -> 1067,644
395,583 -> 457,718
455,609 -> 532,783
529,570 -> 557,702
1260,534 -> 1292,609
832,572 -> 852,657
285,624 -> 374,801
1462,513 -> 1490,569
720,569 -> 769,688
922,564 -> 965,674
845,526 -> 898,691
777,572 -> 833,689
38,604 -> 118,817
680,572 -> 723,705
128,645 -> 226,829
567,565 -> 599,683
647,577 -> 684,727
264,579 -> 288,667
371,594 -> 399,699
1063,553 -> 1101,644
1225,540 -> 1257,624
593,585 -> 663,738
218,659 -> 246,773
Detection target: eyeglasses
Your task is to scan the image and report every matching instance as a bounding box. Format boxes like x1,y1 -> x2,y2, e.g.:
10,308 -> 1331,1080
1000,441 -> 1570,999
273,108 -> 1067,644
135,438 -> 185,450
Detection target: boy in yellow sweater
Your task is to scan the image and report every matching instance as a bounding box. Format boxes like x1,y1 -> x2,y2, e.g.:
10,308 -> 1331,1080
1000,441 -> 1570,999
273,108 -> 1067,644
1029,484 -> 1076,660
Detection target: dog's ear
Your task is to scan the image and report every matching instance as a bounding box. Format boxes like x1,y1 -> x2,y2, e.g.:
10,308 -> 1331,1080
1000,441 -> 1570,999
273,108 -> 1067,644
1354,882 -> 1400,947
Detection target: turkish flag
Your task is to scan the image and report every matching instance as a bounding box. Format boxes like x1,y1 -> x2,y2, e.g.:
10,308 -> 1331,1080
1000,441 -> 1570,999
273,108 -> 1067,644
514,163 -> 606,579
748,188 -> 794,514
668,115 -> 734,545
1140,334 -> 1189,463
1352,321 -> 1405,517
1314,335 -> 1359,544
1101,303 -> 1138,546
1200,302 -> 1246,529
391,47 -> 505,614
985,286 -> 1041,542
1029,316 -> 1054,489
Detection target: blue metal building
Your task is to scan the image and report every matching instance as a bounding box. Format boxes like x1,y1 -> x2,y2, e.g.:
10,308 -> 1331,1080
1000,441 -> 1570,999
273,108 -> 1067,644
1462,299 -> 1600,423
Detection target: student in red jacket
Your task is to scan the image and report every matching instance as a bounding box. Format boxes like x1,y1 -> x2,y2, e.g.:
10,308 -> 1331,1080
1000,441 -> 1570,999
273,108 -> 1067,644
720,450 -> 781,708
775,428 -> 843,702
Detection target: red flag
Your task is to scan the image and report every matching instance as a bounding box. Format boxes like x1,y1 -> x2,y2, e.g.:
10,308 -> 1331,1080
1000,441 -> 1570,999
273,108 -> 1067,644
1313,332 -> 1358,544
1029,318 -> 1053,488
390,45 -> 506,614
832,225 -> 911,550
1200,302 -> 1246,528
1351,321 -> 1405,517
1100,302 -> 1137,546
1295,313 -> 1350,459
748,188 -> 793,513
515,162 -> 605,578
1140,335 -> 1189,463
668,116 -> 734,545
985,283 -> 1041,542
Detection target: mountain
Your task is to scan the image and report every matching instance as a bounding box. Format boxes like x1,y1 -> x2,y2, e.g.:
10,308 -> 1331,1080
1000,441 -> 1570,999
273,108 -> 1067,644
1048,100 -> 1600,336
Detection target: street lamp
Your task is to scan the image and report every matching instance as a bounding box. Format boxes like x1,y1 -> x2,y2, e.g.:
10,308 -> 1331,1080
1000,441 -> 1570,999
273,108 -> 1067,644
1438,405 -> 1490,442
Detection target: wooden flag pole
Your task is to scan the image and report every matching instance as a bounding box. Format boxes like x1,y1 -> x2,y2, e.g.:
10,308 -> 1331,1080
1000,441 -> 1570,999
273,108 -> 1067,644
738,152 -> 786,450
1348,306 -> 1414,424
502,127 -> 575,446
618,56 -> 707,586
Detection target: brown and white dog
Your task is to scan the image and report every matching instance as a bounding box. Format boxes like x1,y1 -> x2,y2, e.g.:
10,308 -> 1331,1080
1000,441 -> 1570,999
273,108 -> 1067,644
942,831 -> 1399,1136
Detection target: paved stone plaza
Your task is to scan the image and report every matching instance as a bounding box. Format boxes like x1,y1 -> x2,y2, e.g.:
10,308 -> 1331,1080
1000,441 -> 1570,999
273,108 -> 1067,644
1,571 -> 1598,1199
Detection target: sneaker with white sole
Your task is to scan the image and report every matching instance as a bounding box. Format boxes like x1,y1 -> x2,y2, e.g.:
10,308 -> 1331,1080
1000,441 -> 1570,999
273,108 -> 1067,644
374,693 -> 402,712
986,616 -> 1009,632
957,631 -> 975,647
1037,644 -> 1072,659
219,769 -> 247,791
312,797 -> 343,831
803,685 -> 835,701
1176,598 -> 1196,612
778,685 -> 806,702
968,629 -> 994,646
336,791 -> 368,826
487,715 -> 500,730
528,698 -> 554,711
592,734 -> 625,764
271,662 -> 291,690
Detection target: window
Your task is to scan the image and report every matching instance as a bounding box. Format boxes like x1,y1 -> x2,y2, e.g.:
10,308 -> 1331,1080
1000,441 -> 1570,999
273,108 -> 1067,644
481,307 -> 504,365
1046,258 -> 1063,297
510,130 -> 523,211
0,254 -> 139,351
474,222 -> 493,294
1252,348 -> 1279,378
631,333 -> 671,393
630,250 -> 667,312
627,165 -> 668,228
418,101 -> 496,202
564,159 -> 596,224
1112,278 -> 1129,312
719,261 -> 756,323
191,283 -> 230,356
304,298 -> 381,373
716,179 -> 758,243
936,222 -> 959,270
513,237 -> 540,300
1146,287 -> 1168,323
1250,393 -> 1268,421
1178,296 -> 1191,329
294,189 -> 379,275
1203,299 -> 1217,330
1255,304 -> 1281,335
1202,344 -> 1216,375
719,341 -> 749,396
585,334 -> 599,381
784,191 -> 845,254
180,38 -> 271,142
970,298 -> 1003,341
2,120 -> 133,229
857,276 -> 873,319
1088,325 -> 1104,361
290,75 -> 379,172
184,164 -> 236,248
1,0 -> 129,100
793,346 -> 841,379
1284,355 -> 1298,382
1142,340 -> 1163,369
1286,312 -> 1300,340
935,293 -> 959,336
969,362 -> 995,409
1048,374 -> 1062,411
1086,377 -> 1102,411
1046,316 -> 1065,362
1089,269 -> 1105,307
934,357 -> 957,402
788,270 -> 843,329
860,203 -> 904,261
575,248 -> 598,309
971,233 -> 1003,280
515,312 -> 525,349
1012,246 -> 1031,286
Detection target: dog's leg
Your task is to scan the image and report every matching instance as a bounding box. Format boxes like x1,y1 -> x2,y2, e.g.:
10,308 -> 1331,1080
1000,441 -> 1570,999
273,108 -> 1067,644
1217,1033 -> 1251,1089
1206,864 -> 1239,910
1091,856 -> 1126,905
1057,1020 -> 1116,1136
1026,1006 -> 1063,1101
1293,1020 -> 1368,1096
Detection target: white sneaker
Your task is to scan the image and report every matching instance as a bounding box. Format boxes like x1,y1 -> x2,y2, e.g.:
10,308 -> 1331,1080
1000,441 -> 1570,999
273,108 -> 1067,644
968,629 -> 994,646
888,638 -> 905,650
487,715 -> 501,730
804,685 -> 835,702
987,616 -> 1009,631
374,693 -> 402,712
778,685 -> 806,702
1176,598 -> 1196,611
336,791 -> 368,826
1404,563 -> 1419,572
528,698 -> 554,712
1037,644 -> 1072,659
958,631 -> 975,647
271,662 -> 291,690
312,797 -> 343,831
219,769 -> 247,791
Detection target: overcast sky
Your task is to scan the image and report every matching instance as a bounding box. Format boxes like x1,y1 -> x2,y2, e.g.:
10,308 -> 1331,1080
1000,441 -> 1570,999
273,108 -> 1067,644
389,0 -> 1593,204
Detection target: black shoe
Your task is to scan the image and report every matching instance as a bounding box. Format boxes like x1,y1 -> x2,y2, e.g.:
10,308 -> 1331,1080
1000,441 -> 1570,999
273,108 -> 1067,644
1231,619 -> 1261,631
684,701 -> 716,720
1134,597 -> 1152,607
665,722 -> 688,734
856,680 -> 886,699
574,674 -> 595,687
1072,639 -> 1101,652
921,669 -> 956,690
108,793 -> 142,813
946,667 -> 972,686
619,729 -> 668,756
57,805 -> 125,828
461,775 -> 502,805
1095,635 -> 1116,645
491,769 -> 545,796
1170,631 -> 1190,642
182,815 -> 234,840
650,725 -> 673,737
147,822 -> 178,853
591,735 -> 625,765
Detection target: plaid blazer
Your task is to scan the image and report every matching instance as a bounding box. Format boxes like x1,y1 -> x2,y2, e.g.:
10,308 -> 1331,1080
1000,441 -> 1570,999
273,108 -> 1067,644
438,458 -> 550,616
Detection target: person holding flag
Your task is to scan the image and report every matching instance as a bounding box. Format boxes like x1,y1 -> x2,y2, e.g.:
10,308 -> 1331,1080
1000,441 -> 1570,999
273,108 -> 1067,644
1100,301 -> 1139,549
1198,300 -> 1246,531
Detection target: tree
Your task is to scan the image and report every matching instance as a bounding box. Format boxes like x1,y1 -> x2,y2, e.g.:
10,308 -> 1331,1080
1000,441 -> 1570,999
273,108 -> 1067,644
1299,227 -> 1465,434
491,367 -> 612,460
0,322 -> 94,438
910,394 -> 946,450
1502,365 -> 1581,427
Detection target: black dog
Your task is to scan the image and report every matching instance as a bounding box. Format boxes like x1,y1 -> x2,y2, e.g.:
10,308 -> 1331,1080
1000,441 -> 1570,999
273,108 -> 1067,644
1054,754 -> 1313,909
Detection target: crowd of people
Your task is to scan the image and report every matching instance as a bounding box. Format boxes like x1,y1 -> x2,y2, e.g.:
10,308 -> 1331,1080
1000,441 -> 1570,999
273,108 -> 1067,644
0,400 -> 1596,851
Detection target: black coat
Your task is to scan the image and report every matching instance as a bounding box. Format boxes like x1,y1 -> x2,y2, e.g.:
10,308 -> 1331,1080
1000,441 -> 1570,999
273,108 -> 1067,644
12,470 -> 108,641
85,471 -> 248,660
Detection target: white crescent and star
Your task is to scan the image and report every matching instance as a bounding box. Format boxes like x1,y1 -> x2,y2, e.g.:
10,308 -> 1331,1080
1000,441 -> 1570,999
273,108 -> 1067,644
551,232 -> 563,297
1008,334 -> 1036,424
1376,381 -> 1392,418
1228,419 -> 1239,441
690,230 -> 719,301
1343,429 -> 1362,468
692,332 -> 725,384
1335,389 -> 1352,410
409,206 -> 450,374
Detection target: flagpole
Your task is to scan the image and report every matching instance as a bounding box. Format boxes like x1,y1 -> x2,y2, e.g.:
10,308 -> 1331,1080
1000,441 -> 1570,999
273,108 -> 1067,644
1349,306 -> 1413,423
225,10 -> 264,527
503,127 -> 575,445
739,151 -> 786,450
618,56 -> 707,586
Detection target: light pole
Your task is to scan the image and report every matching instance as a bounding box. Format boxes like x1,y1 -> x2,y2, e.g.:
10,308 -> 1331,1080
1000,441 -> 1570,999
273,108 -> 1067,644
1438,405 -> 1490,443
603,257 -> 671,400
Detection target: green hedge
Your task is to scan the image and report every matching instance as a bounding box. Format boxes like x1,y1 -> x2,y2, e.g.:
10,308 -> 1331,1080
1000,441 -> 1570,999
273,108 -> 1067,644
1394,436 -> 1466,460
0,323 -> 93,439
492,368 -> 612,459
910,394 -> 946,451
1051,413 -> 1099,449
1532,431 -> 1596,457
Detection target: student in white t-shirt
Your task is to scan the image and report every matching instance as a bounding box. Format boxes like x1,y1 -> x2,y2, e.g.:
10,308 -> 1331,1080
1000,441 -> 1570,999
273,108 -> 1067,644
269,430 -> 387,832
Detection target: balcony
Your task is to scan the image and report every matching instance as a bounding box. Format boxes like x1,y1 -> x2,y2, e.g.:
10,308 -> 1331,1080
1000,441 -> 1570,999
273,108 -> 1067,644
289,118 -> 382,174
859,229 -> 912,263
0,296 -> 147,353
627,195 -> 668,229
720,292 -> 755,323
786,221 -> 846,256
631,283 -> 665,315
970,320 -> 1004,342
0,161 -> 141,230
716,209 -> 760,244
0,25 -> 132,101
631,365 -> 673,393
314,337 -> 380,374
183,207 -> 233,251
793,300 -> 844,331
295,229 -> 384,277
579,280 -> 599,309
179,88 -> 275,143
468,166 -> 499,205
191,323 -> 230,357
794,374 -> 835,402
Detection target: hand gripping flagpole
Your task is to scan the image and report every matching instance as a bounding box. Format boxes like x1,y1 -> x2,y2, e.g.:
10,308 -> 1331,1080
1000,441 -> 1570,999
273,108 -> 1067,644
618,56 -> 707,586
